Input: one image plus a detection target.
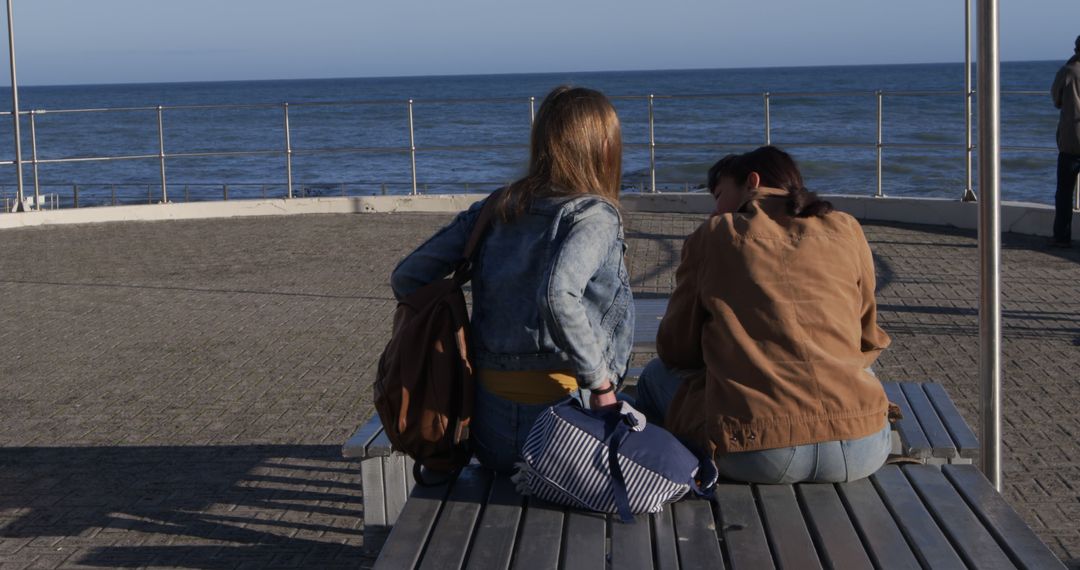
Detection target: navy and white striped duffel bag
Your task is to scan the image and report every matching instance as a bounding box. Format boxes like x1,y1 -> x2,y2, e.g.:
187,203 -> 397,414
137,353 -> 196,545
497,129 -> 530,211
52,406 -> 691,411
513,399 -> 717,523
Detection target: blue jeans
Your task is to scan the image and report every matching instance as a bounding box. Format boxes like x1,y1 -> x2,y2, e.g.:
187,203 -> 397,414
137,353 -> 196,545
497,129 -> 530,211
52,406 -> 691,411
470,383 -> 616,473
635,358 -> 891,484
1055,153 -> 1080,243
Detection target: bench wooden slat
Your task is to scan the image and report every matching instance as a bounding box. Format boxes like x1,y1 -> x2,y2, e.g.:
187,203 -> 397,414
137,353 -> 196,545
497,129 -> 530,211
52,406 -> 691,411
404,456 -> 417,496
610,514 -> 653,570
941,465 -> 1066,569
343,417 -> 385,459
418,467 -> 493,570
900,383 -> 957,459
373,477 -> 453,570
924,383 -> 980,458
383,448 -> 410,526
368,429 -> 395,457
561,511 -> 607,570
464,476 -> 524,570
871,465 -> 966,570
712,484 -> 775,570
651,504 -> 680,570
672,500 -> 726,570
756,485 -> 822,570
836,477 -> 921,570
632,298 -> 667,352
904,464 -> 1015,569
512,499 -> 565,570
883,382 -> 932,459
796,484 -> 874,570
360,456 -> 387,529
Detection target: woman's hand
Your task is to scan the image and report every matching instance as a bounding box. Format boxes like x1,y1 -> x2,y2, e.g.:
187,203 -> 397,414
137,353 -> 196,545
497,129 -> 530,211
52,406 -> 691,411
589,380 -> 619,409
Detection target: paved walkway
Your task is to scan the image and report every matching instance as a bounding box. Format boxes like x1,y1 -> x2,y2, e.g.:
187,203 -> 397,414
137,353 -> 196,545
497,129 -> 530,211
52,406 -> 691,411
0,211 -> 1077,569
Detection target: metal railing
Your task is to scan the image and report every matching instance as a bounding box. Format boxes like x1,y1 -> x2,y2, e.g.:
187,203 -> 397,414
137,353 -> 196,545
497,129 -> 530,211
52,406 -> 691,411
0,89 -> 1070,212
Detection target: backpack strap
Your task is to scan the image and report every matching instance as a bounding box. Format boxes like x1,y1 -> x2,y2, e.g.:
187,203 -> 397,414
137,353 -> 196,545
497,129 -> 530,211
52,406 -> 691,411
453,189 -> 504,283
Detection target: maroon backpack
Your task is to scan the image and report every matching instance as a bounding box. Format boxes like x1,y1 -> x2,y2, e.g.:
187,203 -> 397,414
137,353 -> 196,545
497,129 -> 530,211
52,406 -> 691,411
373,193 -> 500,481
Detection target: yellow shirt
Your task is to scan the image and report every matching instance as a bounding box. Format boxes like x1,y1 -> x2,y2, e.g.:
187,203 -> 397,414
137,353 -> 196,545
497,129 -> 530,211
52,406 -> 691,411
479,369 -> 579,404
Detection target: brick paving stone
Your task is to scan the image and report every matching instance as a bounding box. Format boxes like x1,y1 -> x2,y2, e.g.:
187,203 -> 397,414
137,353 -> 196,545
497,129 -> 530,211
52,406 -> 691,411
0,211 -> 1078,568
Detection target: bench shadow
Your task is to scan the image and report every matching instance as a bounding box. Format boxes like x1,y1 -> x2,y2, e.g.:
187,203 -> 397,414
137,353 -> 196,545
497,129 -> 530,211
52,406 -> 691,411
0,445 -> 366,569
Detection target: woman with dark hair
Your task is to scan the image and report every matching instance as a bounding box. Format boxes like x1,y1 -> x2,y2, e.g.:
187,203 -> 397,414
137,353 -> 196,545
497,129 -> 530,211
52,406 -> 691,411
390,86 -> 633,473
635,146 -> 892,484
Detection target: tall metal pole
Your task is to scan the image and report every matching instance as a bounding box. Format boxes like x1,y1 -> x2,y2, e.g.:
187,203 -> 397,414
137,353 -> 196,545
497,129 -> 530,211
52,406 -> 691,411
963,0 -> 976,201
5,0 -> 23,211
976,0 -> 1002,491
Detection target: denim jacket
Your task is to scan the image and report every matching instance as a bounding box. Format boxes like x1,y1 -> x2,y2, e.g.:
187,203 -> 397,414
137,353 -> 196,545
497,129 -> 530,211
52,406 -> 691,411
390,192 -> 635,389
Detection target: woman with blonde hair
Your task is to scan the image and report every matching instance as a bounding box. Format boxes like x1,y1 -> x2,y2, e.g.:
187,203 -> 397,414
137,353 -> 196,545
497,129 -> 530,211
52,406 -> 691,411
391,86 -> 634,473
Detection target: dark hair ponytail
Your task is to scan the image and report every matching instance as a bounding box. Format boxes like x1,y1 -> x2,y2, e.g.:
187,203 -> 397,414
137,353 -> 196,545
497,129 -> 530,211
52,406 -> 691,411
707,146 -> 833,218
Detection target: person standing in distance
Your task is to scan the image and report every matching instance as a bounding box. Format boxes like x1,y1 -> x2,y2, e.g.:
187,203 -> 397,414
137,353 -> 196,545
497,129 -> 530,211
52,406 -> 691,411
1050,35 -> 1080,248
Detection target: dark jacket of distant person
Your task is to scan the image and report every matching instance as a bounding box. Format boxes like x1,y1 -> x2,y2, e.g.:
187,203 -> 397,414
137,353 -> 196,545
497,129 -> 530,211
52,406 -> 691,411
1052,52 -> 1080,155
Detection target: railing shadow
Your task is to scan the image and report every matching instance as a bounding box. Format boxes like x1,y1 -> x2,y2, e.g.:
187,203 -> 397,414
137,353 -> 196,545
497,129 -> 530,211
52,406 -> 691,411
0,445 -> 366,569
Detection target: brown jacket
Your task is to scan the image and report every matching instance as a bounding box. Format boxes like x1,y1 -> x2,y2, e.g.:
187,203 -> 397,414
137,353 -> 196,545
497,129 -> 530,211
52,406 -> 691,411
658,187 -> 890,455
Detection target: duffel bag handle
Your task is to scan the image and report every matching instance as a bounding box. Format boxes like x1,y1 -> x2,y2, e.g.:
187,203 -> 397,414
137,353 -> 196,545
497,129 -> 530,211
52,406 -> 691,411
604,419 -> 635,524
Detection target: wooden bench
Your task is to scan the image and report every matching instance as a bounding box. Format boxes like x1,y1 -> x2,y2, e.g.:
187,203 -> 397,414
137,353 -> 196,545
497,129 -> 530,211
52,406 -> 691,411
343,381 -> 978,550
371,462 -> 1064,569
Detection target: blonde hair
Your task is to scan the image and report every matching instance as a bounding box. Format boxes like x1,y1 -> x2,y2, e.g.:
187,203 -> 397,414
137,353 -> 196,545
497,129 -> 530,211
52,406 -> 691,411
498,86 -> 622,219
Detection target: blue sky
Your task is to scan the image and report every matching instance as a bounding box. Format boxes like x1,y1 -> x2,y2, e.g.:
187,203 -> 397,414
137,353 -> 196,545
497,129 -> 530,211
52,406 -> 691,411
6,0 -> 1079,85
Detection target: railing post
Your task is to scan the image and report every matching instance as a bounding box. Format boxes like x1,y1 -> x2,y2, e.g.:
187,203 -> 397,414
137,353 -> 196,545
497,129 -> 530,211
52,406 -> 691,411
876,90 -> 884,198
157,105 -> 168,203
223,184 -> 229,201
72,184 -> 78,208
764,92 -> 771,146
530,96 -> 536,124
146,184 -> 152,204
408,99 -> 418,195
283,103 -> 294,199
29,109 -> 39,210
648,94 -> 656,193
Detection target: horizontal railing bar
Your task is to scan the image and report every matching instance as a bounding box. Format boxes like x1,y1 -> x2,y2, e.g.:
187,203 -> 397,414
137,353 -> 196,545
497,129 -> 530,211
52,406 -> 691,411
20,140 -> 1060,167
0,179 -> 707,189
1000,145 -> 1058,152
0,88 -> 1054,118
291,144 -> 525,155
158,149 -> 285,159
32,154 -> 159,164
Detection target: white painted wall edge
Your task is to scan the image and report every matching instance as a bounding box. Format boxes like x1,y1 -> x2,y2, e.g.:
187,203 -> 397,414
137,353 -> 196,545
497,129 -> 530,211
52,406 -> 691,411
1,193 -> 1076,240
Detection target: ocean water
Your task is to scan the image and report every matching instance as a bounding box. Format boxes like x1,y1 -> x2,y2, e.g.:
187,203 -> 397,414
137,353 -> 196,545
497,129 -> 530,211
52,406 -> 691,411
0,61 -> 1067,208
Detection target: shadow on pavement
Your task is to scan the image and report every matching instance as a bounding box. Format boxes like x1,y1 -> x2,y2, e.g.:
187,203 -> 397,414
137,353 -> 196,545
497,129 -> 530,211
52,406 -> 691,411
0,445 -> 368,569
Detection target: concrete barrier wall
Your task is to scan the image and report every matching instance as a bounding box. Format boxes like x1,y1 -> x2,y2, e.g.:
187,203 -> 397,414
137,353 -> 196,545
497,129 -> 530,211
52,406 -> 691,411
621,193 -> 1078,240
1,192 -> 1077,240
